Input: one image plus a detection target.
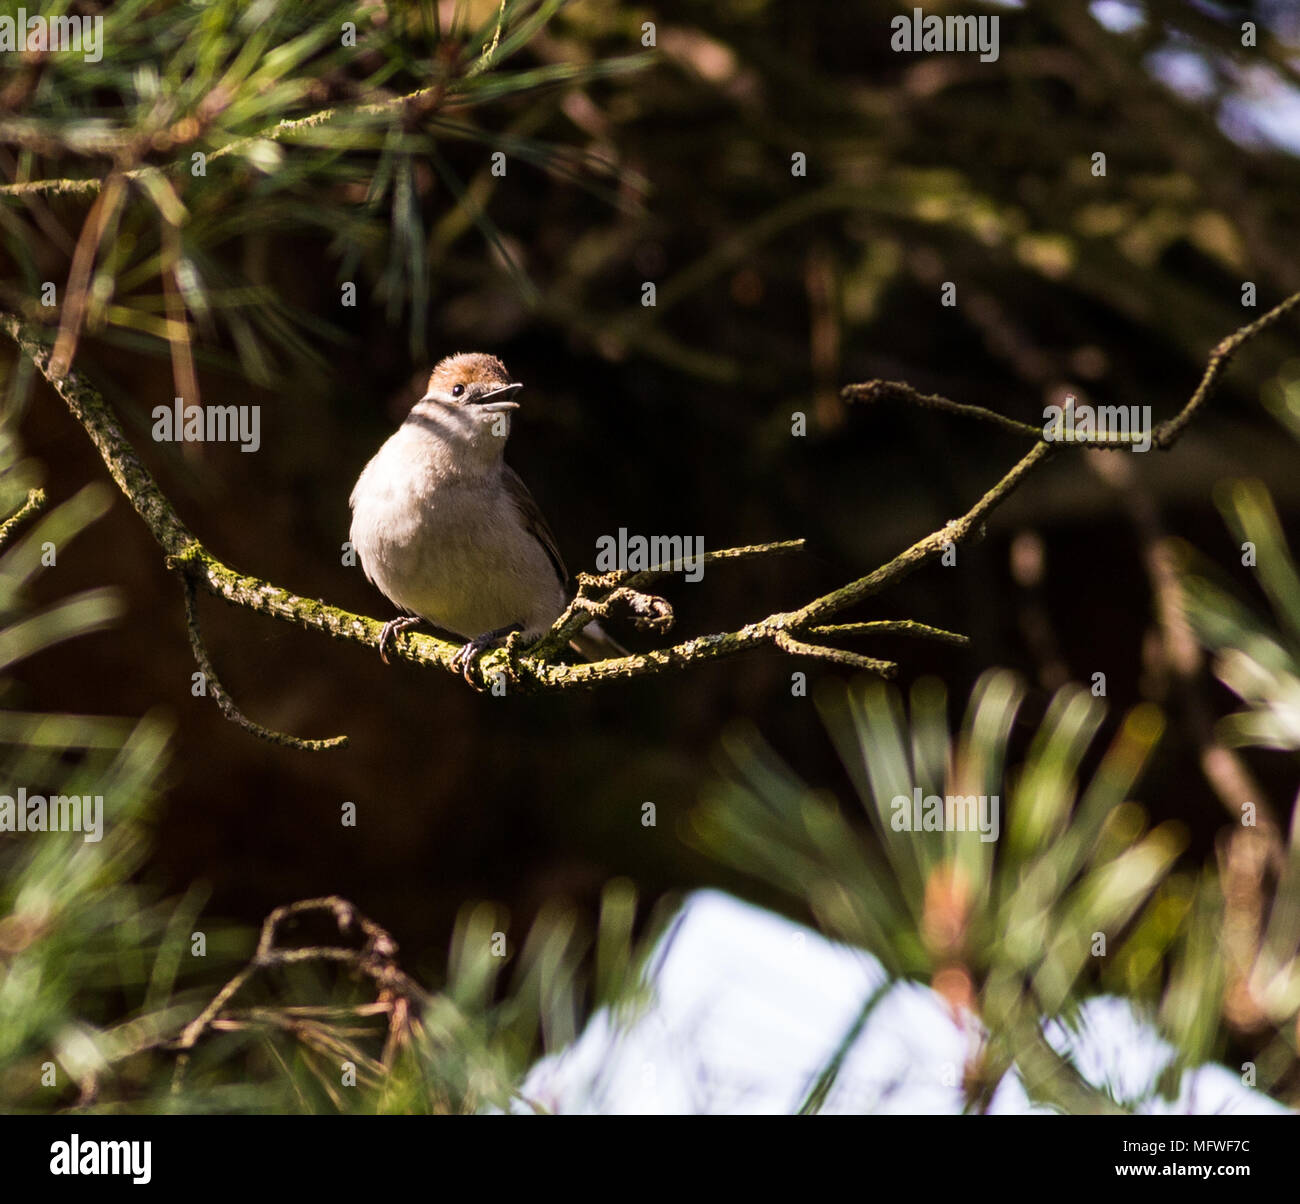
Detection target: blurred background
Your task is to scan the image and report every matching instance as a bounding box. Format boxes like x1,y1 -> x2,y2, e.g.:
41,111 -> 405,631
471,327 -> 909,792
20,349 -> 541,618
3,0 -> 1300,1111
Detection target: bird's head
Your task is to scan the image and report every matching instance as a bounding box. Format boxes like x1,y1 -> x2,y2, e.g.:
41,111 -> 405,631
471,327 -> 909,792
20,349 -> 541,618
405,352 -> 523,463
421,352 -> 522,413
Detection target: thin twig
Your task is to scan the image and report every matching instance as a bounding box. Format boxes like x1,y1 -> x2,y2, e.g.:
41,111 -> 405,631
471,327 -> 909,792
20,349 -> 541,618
786,440 -> 1056,629
843,379 -> 1044,438
810,620 -> 970,645
528,539 -> 804,659
773,629 -> 897,677
182,576 -> 348,752
1153,291 -> 1300,449
172,896 -> 425,1090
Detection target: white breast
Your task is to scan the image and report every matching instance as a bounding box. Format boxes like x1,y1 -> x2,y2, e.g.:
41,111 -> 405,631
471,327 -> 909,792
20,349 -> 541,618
349,424 -> 566,640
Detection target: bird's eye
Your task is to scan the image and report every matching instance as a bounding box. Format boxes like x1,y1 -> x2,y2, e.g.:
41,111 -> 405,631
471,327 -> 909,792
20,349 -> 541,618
451,383 -> 466,398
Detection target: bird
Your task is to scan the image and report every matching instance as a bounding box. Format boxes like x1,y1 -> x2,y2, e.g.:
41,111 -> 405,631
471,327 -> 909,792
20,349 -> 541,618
348,352 -> 624,682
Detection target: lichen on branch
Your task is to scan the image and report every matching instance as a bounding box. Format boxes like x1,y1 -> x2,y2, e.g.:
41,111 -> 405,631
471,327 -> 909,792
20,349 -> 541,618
4,289 -> 1297,748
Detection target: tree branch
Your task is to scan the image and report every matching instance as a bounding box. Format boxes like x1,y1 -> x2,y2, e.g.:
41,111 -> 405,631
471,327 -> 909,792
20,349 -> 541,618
5,290 -> 1296,743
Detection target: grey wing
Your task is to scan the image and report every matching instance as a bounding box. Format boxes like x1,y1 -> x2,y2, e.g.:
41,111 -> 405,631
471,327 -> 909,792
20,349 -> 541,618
502,464 -> 569,590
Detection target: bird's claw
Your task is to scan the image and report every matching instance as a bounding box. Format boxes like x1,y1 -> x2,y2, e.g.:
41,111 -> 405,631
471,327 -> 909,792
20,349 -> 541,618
453,623 -> 524,689
378,616 -> 423,665
452,636 -> 493,687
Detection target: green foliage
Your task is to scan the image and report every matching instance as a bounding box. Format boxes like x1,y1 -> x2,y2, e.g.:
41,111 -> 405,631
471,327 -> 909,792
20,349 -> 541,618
1184,477 -> 1300,751
0,428 -> 192,1109
4,0 -> 1300,1117
682,394 -> 1300,1111
1171,407 -> 1300,1093
162,881 -> 657,1115
1,0 -> 649,375
690,658 -> 1299,1111
0,421 -> 659,1113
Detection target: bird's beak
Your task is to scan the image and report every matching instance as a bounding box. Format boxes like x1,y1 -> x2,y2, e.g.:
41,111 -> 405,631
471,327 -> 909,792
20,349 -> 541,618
476,382 -> 523,413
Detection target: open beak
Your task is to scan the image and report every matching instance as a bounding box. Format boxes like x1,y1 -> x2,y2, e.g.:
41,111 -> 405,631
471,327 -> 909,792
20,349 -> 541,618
476,382 -> 523,413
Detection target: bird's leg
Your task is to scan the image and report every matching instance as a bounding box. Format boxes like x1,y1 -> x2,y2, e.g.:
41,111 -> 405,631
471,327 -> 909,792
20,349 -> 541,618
453,622 -> 524,687
378,615 -> 426,665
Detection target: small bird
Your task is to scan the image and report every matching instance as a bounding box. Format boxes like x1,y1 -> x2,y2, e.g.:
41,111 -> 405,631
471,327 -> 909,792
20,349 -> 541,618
349,352 -> 623,680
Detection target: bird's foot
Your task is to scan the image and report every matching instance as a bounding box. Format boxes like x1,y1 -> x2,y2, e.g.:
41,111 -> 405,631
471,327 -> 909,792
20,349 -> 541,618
378,615 -> 425,665
453,623 -> 524,688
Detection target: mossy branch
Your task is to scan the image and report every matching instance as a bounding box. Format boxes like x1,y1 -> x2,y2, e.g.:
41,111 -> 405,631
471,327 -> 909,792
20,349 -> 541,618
4,292 -> 1296,743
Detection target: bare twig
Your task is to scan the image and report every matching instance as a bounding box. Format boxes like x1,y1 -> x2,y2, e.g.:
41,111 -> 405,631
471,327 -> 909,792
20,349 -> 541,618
528,539 -> 804,659
172,896 -> 426,1091
1153,291 -> 1300,449
844,379 -> 1044,438
182,577 -> 347,752
786,440 -> 1056,628
810,620 -> 970,645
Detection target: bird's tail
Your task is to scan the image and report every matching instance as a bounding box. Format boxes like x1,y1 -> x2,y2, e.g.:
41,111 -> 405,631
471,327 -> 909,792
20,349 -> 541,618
568,620 -> 627,662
